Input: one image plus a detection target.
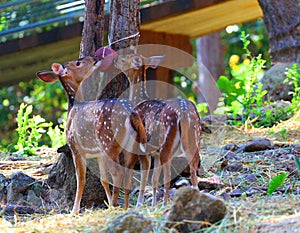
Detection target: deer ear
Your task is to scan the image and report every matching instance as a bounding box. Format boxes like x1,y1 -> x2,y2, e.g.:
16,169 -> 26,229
36,71 -> 59,82
144,55 -> 165,69
51,63 -> 65,75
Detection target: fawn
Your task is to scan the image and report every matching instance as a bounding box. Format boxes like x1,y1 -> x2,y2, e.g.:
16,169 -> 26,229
36,56 -> 147,213
113,53 -> 201,207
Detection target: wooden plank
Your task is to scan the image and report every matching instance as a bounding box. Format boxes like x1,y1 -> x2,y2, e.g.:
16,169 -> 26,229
141,0 -> 263,38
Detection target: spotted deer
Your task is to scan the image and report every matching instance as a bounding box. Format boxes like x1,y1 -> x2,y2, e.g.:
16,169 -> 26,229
113,53 -> 201,207
36,56 -> 147,213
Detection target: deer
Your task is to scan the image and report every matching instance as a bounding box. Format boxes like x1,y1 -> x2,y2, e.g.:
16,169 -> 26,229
112,53 -> 201,207
36,56 -> 147,213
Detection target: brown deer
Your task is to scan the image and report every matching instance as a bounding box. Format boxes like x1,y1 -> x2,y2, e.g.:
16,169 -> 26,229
113,53 -> 201,207
36,56 -> 147,213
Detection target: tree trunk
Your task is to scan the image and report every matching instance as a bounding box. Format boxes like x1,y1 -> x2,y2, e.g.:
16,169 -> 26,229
196,32 -> 224,112
258,0 -> 300,63
47,0 -> 141,212
46,0 -> 107,211
97,0 -> 140,99
80,0 -> 106,101
258,0 -> 300,101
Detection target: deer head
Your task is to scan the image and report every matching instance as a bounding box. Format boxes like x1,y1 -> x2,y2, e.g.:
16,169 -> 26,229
36,56 -> 102,110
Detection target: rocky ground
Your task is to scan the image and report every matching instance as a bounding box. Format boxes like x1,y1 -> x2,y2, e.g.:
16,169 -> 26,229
0,111 -> 299,232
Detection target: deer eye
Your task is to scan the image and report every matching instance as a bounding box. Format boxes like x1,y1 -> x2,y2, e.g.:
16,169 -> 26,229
76,61 -> 81,66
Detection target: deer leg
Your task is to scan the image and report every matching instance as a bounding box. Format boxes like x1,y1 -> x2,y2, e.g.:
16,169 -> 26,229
71,148 -> 86,213
136,155 -> 151,207
108,143 -> 124,207
124,153 -> 138,209
160,149 -> 173,206
97,156 -> 112,206
189,148 -> 200,189
152,155 -> 161,206
111,159 -> 124,207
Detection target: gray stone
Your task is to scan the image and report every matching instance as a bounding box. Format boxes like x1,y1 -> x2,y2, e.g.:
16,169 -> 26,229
27,190 -> 42,207
166,187 -> 227,232
261,63 -> 299,101
244,139 -> 272,152
7,172 -> 35,204
104,211 -> 154,233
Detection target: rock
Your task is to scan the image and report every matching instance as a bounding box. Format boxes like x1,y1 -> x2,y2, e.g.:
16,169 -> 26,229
27,190 -> 42,207
293,144 -> 300,153
104,211 -> 154,233
229,188 -> 243,197
174,177 -> 191,188
244,139 -> 272,152
166,187 -> 226,232
218,192 -> 231,201
223,151 -> 239,160
0,173 -> 8,204
0,173 -> 6,191
223,144 -> 238,151
261,62 -> 299,101
223,162 -> 243,172
7,172 -> 35,205
197,176 -> 225,190
244,174 -> 258,183
202,114 -> 227,127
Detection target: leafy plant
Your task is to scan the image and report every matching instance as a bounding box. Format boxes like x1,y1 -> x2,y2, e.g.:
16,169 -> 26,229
12,103 -> 65,156
216,32 -> 267,124
285,63 -> 300,110
14,103 -> 52,155
294,157 -> 300,174
47,121 -> 66,149
216,32 -> 300,128
267,172 -> 287,196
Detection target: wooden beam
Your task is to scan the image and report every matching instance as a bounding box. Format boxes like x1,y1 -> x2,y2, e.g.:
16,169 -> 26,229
141,0 -> 263,38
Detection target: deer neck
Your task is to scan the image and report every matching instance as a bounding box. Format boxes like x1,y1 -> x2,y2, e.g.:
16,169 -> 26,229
60,77 -> 79,112
127,67 -> 149,105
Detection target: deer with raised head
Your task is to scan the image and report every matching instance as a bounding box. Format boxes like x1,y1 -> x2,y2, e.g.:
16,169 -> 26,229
113,53 -> 201,207
36,56 -> 147,213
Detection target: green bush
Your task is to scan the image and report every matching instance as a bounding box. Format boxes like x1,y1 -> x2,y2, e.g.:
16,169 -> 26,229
216,32 -> 299,127
9,103 -> 66,156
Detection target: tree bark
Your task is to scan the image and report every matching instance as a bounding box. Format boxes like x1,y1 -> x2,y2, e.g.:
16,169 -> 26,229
47,0 -> 107,211
97,0 -> 140,100
258,0 -> 300,63
258,0 -> 300,101
196,32 -> 224,112
79,0 -> 106,101
80,0 -> 105,57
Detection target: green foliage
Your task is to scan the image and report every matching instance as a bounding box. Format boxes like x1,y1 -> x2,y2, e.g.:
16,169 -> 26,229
216,32 -> 267,123
294,157 -> 300,175
216,32 -> 299,127
221,20 -> 271,74
267,173 -> 287,196
47,121 -> 66,149
196,102 -> 209,117
14,103 -> 52,155
0,78 -> 67,150
10,103 -> 66,156
285,64 -> 300,109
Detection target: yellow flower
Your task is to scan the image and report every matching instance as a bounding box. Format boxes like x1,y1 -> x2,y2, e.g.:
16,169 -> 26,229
229,55 -> 240,68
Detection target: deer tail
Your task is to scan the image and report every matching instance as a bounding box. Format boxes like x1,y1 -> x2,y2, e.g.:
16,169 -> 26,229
129,111 -> 147,152
180,111 -> 201,155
